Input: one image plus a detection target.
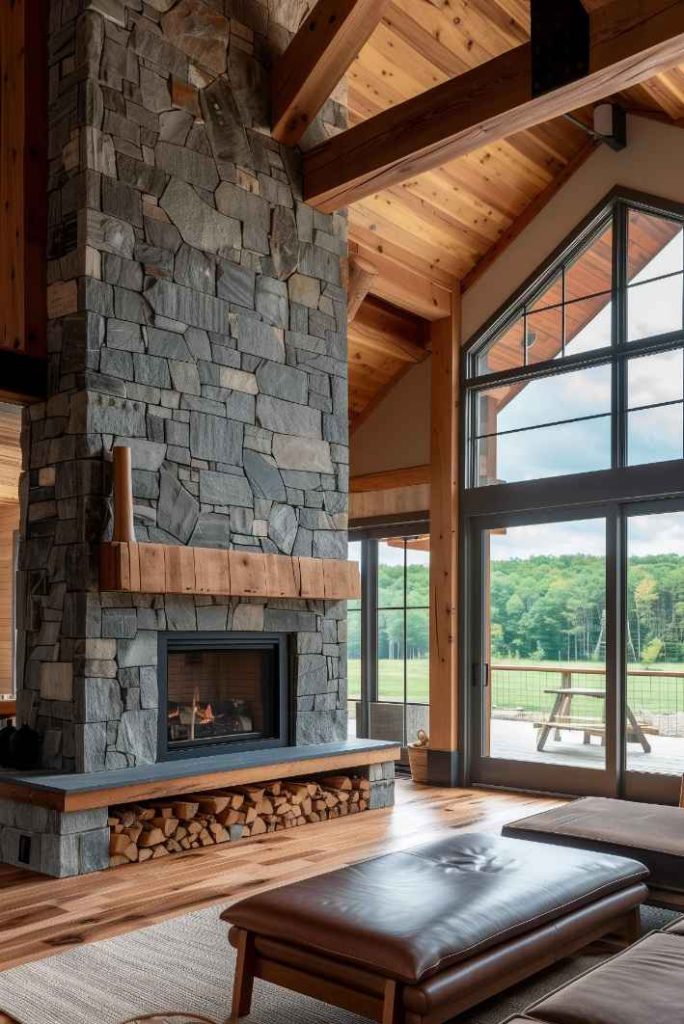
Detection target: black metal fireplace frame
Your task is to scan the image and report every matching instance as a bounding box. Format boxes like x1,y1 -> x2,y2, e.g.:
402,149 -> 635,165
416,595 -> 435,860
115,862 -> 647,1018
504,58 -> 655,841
157,631 -> 291,762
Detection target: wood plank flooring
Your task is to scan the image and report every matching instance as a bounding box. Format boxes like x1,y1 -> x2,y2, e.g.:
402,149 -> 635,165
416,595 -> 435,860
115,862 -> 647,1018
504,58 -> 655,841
0,782 -> 561,973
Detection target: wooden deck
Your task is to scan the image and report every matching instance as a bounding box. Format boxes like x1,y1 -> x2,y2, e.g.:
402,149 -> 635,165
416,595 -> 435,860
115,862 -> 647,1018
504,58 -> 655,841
490,719 -> 684,774
0,781 -> 560,973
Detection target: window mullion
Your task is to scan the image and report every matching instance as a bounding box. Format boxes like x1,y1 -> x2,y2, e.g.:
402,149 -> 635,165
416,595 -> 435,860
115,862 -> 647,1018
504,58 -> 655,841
613,202 -> 628,470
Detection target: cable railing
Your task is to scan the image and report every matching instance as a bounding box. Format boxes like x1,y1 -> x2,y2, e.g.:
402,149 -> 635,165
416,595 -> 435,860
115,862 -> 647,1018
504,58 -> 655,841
491,663 -> 684,736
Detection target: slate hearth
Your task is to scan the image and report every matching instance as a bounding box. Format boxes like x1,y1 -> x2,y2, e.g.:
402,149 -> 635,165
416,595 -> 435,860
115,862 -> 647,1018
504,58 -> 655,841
0,0 -> 356,877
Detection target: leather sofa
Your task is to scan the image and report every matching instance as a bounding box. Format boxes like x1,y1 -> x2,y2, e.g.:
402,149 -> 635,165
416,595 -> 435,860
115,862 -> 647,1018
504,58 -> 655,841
504,915 -> 684,1024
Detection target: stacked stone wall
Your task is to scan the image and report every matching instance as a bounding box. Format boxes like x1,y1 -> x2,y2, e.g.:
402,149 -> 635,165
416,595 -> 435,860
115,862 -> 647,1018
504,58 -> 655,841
16,0 -> 350,774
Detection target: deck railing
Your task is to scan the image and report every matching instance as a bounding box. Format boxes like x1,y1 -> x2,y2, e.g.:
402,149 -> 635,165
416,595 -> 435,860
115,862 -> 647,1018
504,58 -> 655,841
491,663 -> 684,736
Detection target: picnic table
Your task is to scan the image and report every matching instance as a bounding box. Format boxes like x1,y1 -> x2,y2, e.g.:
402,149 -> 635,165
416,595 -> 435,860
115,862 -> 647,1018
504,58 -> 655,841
534,687 -> 653,753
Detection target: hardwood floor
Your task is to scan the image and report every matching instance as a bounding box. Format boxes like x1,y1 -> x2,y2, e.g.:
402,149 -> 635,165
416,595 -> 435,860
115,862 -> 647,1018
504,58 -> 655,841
0,781 -> 561,973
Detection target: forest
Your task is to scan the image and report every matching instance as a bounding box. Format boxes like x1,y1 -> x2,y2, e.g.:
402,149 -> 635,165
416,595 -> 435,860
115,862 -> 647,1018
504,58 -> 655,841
348,554 -> 684,667
490,553 -> 684,665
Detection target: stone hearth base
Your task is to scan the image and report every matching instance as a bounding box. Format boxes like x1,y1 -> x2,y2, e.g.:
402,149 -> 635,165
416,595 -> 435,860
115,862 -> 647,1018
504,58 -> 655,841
0,758 -> 395,876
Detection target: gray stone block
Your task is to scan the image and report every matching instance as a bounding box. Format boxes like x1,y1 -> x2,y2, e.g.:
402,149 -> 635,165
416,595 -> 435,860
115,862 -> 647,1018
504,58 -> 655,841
256,361 -> 307,405
102,607 -> 138,638
79,828 -> 110,873
243,449 -> 286,501
160,178 -> 241,256
268,503 -> 297,554
199,469 -> 252,507
158,468 -> 199,542
257,395 -> 321,439
175,244 -> 216,295
217,259 -> 256,308
234,313 -> 284,362
189,410 -> 242,464
118,631 -> 157,668
81,677 -> 124,722
117,709 -> 157,763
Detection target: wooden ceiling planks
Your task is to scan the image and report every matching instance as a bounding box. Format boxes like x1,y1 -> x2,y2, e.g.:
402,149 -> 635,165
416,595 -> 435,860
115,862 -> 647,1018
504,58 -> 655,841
325,0 -> 684,422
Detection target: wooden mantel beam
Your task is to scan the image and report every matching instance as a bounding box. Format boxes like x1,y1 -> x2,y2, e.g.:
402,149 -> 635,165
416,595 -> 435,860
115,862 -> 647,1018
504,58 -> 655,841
272,0 -> 390,146
304,0 -> 684,210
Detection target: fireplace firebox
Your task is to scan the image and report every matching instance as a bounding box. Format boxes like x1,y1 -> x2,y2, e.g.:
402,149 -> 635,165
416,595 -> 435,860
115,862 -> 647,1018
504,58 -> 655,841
157,632 -> 290,760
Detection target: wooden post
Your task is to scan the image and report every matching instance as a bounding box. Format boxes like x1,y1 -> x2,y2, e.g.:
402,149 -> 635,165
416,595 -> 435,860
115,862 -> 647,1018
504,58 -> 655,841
381,979 -> 402,1024
427,292 -> 460,785
112,446 -> 135,543
231,929 -> 256,1020
347,254 -> 379,321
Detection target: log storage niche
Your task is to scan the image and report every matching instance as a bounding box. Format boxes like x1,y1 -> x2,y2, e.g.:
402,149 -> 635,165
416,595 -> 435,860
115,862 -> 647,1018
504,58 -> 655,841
108,773 -> 370,866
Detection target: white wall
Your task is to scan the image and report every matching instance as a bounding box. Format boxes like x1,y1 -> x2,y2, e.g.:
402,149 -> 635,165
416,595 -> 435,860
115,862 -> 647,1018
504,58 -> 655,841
351,115 -> 684,477
350,358 -> 431,476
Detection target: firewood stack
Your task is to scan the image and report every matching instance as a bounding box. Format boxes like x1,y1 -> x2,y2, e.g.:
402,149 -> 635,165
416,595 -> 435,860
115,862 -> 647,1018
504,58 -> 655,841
108,774 -> 371,867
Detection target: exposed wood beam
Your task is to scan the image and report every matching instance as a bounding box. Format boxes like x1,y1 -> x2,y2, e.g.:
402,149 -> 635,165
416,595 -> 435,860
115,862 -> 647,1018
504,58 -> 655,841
350,465 -> 430,492
350,238 -> 452,320
348,254 -> 379,321
349,296 -> 430,363
305,0 -> 684,211
271,0 -> 391,146
428,293 -> 460,781
349,483 -> 430,522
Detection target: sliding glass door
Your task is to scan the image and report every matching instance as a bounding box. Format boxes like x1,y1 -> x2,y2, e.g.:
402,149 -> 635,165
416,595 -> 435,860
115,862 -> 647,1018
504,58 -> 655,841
624,504 -> 684,802
470,511 -> 617,796
468,500 -> 684,801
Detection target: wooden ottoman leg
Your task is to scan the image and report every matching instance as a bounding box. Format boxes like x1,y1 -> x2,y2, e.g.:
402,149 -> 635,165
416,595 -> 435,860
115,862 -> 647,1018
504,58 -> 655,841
230,929 -> 256,1020
382,979 -> 403,1024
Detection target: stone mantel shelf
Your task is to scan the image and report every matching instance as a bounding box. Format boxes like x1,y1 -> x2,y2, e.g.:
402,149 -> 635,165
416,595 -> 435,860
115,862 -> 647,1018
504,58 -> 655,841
99,541 -> 361,600
0,740 -> 400,813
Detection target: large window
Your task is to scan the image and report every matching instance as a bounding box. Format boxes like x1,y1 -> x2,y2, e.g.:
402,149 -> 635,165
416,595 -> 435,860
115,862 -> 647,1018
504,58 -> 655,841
347,533 -> 430,751
464,191 -> 684,804
467,196 -> 684,489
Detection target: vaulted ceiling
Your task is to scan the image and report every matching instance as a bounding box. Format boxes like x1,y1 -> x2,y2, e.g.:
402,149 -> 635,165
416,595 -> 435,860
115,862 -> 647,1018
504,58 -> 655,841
341,0 -> 684,428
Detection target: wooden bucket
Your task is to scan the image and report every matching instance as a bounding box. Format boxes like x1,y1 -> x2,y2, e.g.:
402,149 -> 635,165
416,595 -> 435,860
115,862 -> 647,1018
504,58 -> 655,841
408,729 -> 429,784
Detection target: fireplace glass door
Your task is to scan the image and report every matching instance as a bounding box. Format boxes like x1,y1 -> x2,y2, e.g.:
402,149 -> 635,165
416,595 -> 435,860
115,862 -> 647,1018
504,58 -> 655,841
160,633 -> 288,758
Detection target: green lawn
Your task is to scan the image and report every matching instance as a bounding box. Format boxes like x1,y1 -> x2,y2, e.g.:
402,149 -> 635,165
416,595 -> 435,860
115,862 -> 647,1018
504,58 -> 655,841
347,658 -> 684,714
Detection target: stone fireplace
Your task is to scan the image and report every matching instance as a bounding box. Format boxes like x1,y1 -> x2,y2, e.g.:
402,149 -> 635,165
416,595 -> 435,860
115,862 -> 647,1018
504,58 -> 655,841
159,631 -> 290,759
0,0 -> 401,881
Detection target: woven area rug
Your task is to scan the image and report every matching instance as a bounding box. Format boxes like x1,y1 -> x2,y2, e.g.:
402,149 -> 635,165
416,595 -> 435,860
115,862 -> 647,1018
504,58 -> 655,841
0,904 -> 676,1024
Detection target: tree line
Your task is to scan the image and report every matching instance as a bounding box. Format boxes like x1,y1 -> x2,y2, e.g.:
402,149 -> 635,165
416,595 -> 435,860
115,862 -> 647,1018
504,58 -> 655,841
348,554 -> 684,668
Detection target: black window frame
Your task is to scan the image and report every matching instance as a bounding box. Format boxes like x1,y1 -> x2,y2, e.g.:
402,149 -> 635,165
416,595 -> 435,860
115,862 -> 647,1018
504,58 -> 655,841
347,522 -> 430,751
460,186 -> 684,803
463,187 -> 684,495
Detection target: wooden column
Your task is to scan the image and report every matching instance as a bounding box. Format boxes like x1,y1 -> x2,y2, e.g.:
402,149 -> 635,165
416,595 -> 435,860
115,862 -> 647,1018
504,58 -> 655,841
0,0 -> 47,356
428,292 -> 460,785
0,0 -> 26,351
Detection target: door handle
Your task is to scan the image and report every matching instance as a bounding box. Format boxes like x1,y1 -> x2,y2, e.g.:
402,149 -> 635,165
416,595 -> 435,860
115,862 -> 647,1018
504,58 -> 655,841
472,663 -> 490,687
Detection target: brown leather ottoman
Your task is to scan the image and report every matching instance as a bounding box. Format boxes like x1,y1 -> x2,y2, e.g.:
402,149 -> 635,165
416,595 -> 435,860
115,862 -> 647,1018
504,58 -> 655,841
222,833 -> 648,1024
503,797 -> 684,904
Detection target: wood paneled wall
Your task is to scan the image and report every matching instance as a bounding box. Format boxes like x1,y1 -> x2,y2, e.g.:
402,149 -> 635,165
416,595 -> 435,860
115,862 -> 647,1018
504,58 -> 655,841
0,503 -> 19,694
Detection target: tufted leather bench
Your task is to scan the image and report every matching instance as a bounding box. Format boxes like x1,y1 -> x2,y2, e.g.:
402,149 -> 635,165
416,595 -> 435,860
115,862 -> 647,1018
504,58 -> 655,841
222,833 -> 648,1024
